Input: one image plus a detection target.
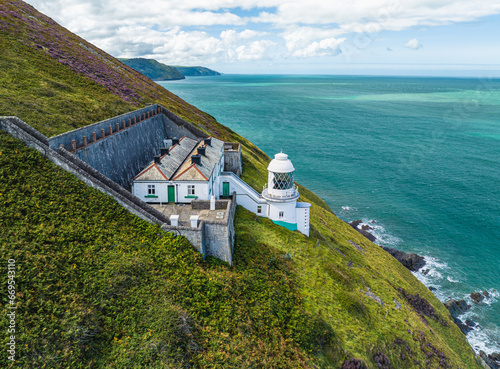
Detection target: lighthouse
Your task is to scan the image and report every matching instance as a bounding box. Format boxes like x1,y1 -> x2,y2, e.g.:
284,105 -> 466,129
262,151 -> 310,236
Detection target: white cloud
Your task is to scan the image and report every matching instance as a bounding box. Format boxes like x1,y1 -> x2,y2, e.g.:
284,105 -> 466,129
24,0 -> 500,65
405,38 -> 423,50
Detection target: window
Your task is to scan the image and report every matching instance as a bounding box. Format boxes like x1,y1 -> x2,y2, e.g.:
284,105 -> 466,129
257,206 -> 262,214
279,211 -> 284,219
147,184 -> 155,195
272,172 -> 294,190
188,185 -> 195,195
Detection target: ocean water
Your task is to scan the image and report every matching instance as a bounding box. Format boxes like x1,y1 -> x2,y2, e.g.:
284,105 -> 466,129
160,75 -> 500,354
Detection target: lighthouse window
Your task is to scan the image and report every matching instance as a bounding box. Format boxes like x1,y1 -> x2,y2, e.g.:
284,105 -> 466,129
273,172 -> 294,190
257,205 -> 262,214
279,211 -> 284,219
147,184 -> 156,195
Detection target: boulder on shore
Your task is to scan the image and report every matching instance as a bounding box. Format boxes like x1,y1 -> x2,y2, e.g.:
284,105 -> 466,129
471,291 -> 485,303
381,246 -> 426,272
444,298 -> 470,318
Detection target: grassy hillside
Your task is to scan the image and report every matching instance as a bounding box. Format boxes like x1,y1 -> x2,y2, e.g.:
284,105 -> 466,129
120,58 -> 185,81
0,1 -> 483,368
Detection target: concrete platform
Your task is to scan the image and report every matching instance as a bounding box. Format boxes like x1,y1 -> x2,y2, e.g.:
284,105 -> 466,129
151,203 -> 228,224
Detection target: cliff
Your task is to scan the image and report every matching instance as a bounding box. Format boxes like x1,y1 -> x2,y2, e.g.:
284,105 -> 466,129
0,1 -> 483,368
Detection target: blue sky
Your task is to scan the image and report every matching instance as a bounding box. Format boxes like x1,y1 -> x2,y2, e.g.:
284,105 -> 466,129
25,0 -> 500,76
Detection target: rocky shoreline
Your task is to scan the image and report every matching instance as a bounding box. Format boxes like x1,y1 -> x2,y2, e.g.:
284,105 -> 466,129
348,219 -> 500,369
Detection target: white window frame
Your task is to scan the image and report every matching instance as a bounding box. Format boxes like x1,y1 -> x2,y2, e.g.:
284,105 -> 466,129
279,211 -> 284,219
188,185 -> 195,195
147,184 -> 156,195
257,205 -> 262,214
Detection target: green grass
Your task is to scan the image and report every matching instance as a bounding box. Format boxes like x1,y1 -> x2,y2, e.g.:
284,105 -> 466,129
0,1 -> 485,367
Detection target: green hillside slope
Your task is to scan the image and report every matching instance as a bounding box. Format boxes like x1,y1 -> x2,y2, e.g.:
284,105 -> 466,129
120,58 -> 185,81
0,1 -> 482,368
174,66 -> 221,76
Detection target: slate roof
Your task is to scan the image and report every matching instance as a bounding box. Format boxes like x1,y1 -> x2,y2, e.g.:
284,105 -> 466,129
134,136 -> 224,182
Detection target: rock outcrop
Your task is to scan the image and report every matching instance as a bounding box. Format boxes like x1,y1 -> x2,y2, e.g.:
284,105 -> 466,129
349,220 -> 376,242
382,246 -> 426,272
444,299 -> 470,318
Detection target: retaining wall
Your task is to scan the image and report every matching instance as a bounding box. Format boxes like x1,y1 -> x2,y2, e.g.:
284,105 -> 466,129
48,104 -> 208,189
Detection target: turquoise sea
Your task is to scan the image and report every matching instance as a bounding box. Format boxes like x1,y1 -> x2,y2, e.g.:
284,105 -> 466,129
160,75 -> 500,354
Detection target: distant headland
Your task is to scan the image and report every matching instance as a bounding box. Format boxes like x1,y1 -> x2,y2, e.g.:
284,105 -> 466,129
119,58 -> 221,80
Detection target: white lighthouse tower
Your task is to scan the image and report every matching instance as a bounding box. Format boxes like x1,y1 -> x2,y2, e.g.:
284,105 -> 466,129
262,151 -> 311,236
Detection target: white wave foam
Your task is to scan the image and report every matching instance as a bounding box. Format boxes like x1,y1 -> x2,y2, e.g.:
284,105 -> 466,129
466,325 -> 500,356
447,276 -> 460,283
341,206 -> 352,211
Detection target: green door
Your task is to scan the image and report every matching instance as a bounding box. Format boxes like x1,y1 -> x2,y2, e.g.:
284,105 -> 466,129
223,182 -> 230,196
168,186 -> 175,203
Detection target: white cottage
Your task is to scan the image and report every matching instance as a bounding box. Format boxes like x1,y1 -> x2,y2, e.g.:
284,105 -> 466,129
132,136 -> 225,203
132,137 -> 310,237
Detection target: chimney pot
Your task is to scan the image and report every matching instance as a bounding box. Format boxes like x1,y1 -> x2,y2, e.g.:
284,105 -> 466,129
109,125 -> 113,135
101,128 -> 105,139
82,136 -> 87,146
116,122 -> 120,132
92,132 -> 97,142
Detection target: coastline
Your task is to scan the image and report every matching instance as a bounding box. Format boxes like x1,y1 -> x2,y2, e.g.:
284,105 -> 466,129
345,215 -> 500,361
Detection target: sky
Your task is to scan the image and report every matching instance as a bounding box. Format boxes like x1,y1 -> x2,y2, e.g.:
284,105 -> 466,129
24,0 -> 500,76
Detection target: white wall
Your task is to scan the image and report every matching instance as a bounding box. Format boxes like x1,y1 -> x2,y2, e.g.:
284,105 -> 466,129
268,201 -> 297,224
296,202 -> 311,237
132,181 -> 169,204
220,172 -> 267,216
133,181 -> 209,203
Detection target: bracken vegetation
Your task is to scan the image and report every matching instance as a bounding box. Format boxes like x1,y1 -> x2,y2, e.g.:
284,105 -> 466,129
0,1 -> 484,368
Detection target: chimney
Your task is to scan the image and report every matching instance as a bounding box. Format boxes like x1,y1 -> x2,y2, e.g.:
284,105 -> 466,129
92,132 -> 97,142
82,136 -> 87,147
160,147 -> 169,156
197,146 -> 206,156
101,128 -> 105,139
191,154 -> 201,165
172,138 -> 180,146
154,155 -> 161,164
204,138 -> 212,146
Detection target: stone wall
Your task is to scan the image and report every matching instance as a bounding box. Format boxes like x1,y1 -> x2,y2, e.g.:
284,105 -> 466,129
48,104 -> 208,189
224,142 -> 242,177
